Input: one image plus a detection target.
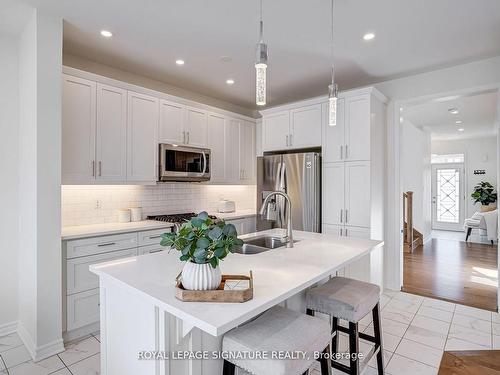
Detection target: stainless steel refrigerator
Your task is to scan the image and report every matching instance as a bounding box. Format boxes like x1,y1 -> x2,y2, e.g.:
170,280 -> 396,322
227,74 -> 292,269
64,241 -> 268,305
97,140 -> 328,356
256,152 -> 321,232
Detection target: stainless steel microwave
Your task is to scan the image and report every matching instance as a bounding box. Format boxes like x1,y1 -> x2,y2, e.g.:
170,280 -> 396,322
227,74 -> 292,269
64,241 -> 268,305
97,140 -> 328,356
158,144 -> 211,182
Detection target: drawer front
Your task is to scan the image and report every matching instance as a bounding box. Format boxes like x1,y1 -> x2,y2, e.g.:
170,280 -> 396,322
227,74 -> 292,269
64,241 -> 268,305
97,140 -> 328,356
67,248 -> 138,295
66,232 -> 138,259
137,244 -> 165,255
138,228 -> 170,246
67,288 -> 100,331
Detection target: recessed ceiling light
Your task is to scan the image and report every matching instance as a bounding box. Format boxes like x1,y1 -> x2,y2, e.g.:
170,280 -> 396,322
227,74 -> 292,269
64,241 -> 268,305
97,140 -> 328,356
363,33 -> 375,41
458,128 -> 465,132
448,108 -> 459,115
455,120 -> 463,124
175,59 -> 185,65
100,30 -> 113,38
226,79 -> 235,85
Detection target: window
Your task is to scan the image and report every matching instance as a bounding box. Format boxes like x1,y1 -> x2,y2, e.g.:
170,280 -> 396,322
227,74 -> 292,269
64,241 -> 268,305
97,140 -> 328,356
431,153 -> 465,164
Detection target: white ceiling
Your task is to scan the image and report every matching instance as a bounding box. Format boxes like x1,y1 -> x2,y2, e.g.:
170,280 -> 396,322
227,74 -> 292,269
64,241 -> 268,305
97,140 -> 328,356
10,0 -> 500,109
404,92 -> 498,140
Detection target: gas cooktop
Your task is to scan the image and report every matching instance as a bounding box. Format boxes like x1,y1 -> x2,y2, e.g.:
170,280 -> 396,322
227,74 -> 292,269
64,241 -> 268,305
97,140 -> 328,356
147,212 -> 217,224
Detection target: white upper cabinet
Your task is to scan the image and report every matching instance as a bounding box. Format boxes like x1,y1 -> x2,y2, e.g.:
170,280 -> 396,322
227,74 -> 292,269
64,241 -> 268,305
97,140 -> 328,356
344,161 -> 370,228
159,100 -> 185,145
207,114 -> 226,182
239,120 -> 256,182
290,104 -> 322,149
322,163 -> 345,226
127,91 -> 158,183
62,75 -> 96,184
96,84 -> 127,183
322,99 -> 345,163
225,119 -> 241,182
185,107 -> 208,147
345,95 -> 370,161
263,111 -> 289,151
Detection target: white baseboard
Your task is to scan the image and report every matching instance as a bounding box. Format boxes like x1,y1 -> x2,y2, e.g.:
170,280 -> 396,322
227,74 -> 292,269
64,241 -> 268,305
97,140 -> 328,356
0,321 -> 18,337
17,321 -> 65,362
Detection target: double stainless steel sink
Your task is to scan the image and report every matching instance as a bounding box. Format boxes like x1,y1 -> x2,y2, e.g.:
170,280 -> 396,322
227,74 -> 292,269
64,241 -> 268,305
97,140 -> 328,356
233,235 -> 299,255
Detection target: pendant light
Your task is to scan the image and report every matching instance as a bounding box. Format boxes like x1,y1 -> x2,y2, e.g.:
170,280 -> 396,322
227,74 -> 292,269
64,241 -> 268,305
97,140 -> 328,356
255,0 -> 268,106
328,0 -> 339,126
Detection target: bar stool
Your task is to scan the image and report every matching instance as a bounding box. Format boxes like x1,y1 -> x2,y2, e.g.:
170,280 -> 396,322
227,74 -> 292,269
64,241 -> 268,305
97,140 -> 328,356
222,306 -> 332,375
306,277 -> 384,375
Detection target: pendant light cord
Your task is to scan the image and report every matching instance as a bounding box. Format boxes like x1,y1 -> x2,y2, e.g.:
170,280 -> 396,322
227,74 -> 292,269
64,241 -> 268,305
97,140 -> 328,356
259,0 -> 264,41
330,0 -> 335,85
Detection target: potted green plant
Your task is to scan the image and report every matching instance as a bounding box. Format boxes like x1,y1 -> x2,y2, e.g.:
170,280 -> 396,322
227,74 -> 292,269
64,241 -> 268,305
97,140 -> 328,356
160,211 -> 243,290
471,181 -> 497,212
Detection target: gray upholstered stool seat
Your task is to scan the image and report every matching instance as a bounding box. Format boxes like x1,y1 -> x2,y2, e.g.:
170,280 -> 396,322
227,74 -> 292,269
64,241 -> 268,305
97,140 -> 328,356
306,277 -> 380,322
222,306 -> 331,375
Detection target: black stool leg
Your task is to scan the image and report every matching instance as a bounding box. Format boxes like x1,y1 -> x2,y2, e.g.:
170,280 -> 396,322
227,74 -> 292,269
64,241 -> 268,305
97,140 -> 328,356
222,359 -> 235,375
348,322 -> 359,375
320,344 -> 332,375
331,317 -> 339,356
372,303 -> 384,374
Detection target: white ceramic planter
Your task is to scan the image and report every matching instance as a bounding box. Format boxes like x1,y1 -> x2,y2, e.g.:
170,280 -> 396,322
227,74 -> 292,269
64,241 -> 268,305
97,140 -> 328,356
181,261 -> 222,290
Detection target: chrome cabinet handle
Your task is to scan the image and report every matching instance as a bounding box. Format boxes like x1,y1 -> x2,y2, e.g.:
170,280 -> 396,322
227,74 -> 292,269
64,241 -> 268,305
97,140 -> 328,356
98,161 -> 102,177
285,135 -> 289,146
91,161 -> 95,177
149,235 -> 162,239
345,209 -> 348,223
340,209 -> 343,223
289,134 -> 293,146
182,131 -> 186,144
345,144 -> 349,159
98,242 -> 116,247
345,228 -> 348,236
339,228 -> 342,236
187,132 -> 190,144
340,145 -> 343,160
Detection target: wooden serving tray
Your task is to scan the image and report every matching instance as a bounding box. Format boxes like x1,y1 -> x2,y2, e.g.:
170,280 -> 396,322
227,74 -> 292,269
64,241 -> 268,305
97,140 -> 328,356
175,271 -> 253,303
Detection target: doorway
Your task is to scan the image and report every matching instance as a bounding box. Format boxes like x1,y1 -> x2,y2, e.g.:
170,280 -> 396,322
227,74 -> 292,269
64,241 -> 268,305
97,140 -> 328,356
431,162 -> 465,231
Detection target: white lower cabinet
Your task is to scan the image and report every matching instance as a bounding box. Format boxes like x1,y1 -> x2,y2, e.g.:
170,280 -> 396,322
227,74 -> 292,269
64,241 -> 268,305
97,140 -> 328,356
63,228 -> 171,341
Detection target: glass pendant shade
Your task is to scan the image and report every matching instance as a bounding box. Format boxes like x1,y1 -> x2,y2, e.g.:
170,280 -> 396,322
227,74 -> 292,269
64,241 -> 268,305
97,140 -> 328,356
328,83 -> 338,126
255,63 -> 267,106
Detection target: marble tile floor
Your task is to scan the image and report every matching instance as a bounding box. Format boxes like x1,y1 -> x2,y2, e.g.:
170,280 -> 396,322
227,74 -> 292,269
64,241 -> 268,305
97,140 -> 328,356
1,290 -> 500,375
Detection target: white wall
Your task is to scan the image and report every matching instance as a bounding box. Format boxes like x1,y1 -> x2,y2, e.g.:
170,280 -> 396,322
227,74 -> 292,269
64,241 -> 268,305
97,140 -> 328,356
0,33 -> 19,332
432,136 -> 498,218
17,8 -> 64,360
61,184 -> 256,227
401,120 -> 432,239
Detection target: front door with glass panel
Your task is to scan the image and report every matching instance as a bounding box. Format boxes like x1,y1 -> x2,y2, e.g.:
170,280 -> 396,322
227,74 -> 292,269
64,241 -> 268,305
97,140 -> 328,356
431,163 -> 465,231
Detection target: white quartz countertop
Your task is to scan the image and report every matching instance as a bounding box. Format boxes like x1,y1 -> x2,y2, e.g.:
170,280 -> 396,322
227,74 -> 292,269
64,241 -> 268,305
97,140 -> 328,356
90,229 -> 383,337
61,220 -> 174,240
211,209 -> 257,220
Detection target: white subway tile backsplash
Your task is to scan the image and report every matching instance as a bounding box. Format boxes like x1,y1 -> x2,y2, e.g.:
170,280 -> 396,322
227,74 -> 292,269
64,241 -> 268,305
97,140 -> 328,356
61,184 -> 256,226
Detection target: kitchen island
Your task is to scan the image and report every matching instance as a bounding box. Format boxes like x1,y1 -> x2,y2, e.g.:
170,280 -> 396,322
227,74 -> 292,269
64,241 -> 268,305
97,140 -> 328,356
90,229 -> 383,375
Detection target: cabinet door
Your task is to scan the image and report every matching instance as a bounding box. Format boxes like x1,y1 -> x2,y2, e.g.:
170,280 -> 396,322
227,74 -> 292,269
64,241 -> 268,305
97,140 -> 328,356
345,95 -> 370,161
239,120 -> 256,182
66,289 -> 100,331
62,75 -> 96,184
224,119 -> 240,182
344,226 -> 370,239
159,100 -> 185,144
185,107 -> 208,147
322,224 -> 343,236
322,163 -> 345,225
207,114 -> 226,182
263,111 -> 290,151
290,104 -> 322,148
96,84 -> 127,183
127,91 -> 159,183
322,99 -> 345,163
345,161 -> 370,227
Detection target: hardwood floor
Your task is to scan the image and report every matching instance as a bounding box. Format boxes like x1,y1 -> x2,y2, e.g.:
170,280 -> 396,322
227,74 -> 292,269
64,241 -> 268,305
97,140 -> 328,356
403,238 -> 498,311
439,350 -> 500,374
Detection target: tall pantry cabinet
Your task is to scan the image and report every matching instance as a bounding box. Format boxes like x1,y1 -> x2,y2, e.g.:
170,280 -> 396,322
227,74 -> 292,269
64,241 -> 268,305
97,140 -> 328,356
322,87 -> 387,288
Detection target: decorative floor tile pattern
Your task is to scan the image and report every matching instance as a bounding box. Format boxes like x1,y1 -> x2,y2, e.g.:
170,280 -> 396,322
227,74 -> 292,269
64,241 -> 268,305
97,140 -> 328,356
0,290 -> 499,375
